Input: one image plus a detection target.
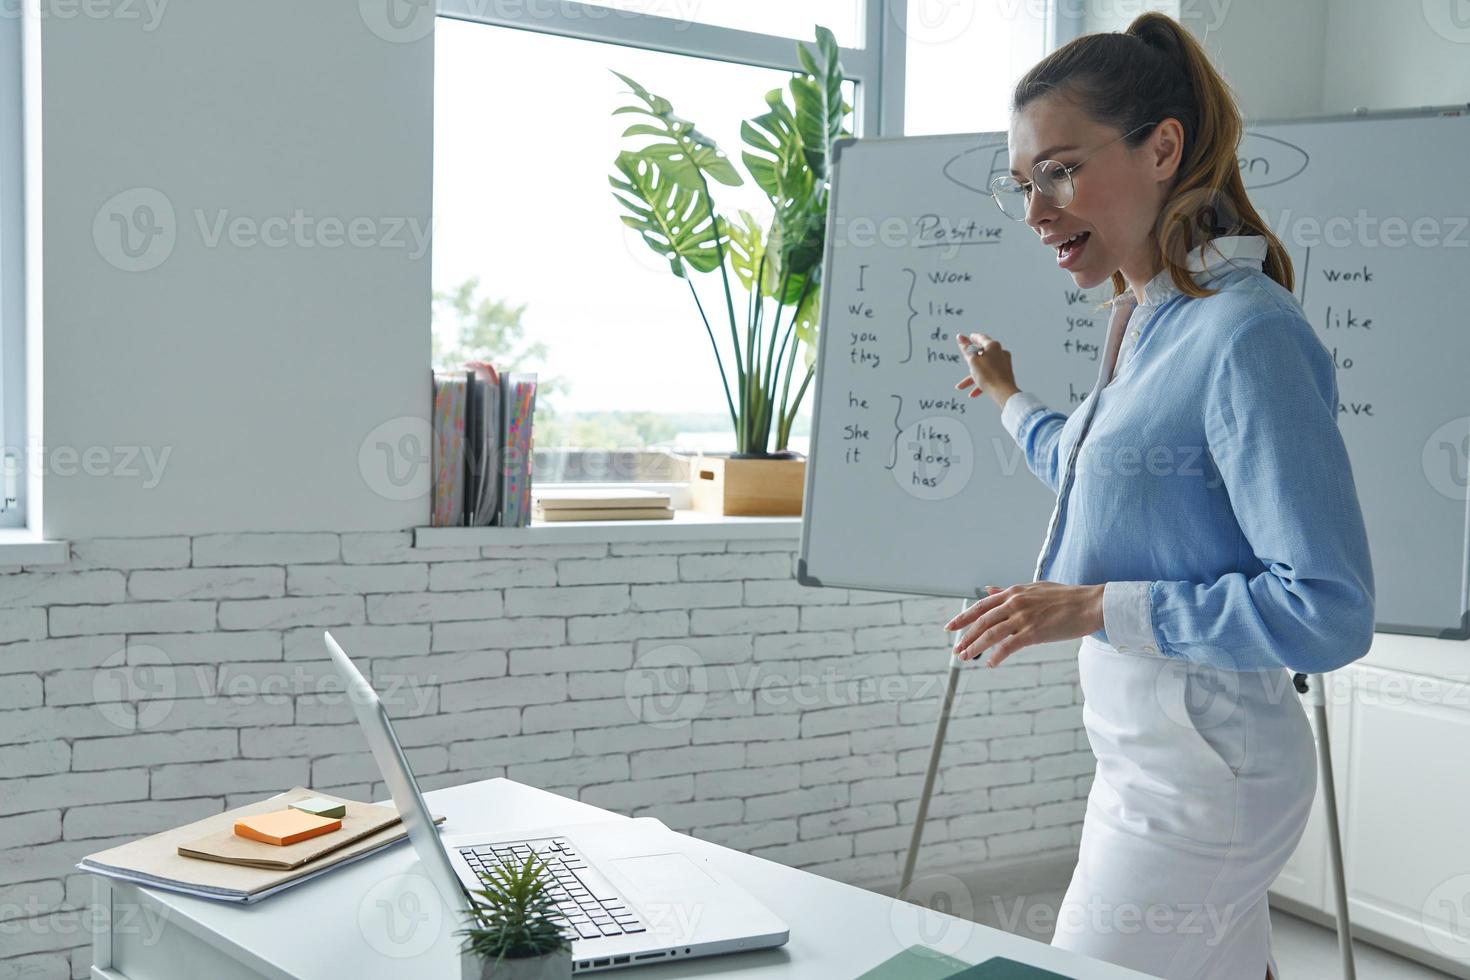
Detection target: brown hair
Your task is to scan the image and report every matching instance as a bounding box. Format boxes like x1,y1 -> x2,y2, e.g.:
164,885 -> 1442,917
1011,11 -> 1292,299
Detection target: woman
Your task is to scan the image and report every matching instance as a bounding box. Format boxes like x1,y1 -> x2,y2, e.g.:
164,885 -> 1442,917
942,12 -> 1374,980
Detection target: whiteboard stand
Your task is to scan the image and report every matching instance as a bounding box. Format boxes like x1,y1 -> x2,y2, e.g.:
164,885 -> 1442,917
897,600 -> 969,897
1301,670 -> 1357,979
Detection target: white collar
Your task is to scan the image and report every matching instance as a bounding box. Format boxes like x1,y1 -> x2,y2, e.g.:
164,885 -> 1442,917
1115,235 -> 1270,308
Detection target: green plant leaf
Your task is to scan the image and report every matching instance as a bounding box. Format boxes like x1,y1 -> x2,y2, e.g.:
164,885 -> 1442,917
723,210 -> 768,293
740,88 -> 810,206
609,150 -> 722,277
766,209 -> 824,297
611,70 -> 742,189
640,141 -> 740,191
609,70 -> 672,117
790,25 -> 848,183
794,289 -> 820,371
457,853 -> 572,962
741,27 -> 848,298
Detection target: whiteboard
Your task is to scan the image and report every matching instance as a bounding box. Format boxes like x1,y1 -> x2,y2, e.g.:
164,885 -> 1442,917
797,106 -> 1470,640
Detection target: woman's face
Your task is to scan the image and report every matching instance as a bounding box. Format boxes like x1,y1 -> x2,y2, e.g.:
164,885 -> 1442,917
1007,94 -> 1177,292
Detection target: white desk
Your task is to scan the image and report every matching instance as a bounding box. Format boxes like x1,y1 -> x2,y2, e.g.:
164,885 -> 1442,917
90,778 -> 1151,979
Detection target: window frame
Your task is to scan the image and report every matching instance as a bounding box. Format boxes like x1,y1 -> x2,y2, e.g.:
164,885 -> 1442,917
0,6 -> 28,528
437,0 -> 903,136
434,0 -> 1062,499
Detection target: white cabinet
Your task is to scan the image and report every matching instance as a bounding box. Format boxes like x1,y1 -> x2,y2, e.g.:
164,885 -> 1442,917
1270,639 -> 1470,977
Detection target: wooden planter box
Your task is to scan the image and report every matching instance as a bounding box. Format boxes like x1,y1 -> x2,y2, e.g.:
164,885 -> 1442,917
687,452 -> 805,516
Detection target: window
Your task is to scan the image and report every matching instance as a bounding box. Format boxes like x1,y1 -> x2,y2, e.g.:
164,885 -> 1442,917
0,10 -> 26,527
903,0 -> 1057,135
432,1 -> 1057,487
568,0 -> 864,47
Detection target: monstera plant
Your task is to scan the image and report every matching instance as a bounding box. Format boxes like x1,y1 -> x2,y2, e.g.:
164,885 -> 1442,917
608,26 -> 849,456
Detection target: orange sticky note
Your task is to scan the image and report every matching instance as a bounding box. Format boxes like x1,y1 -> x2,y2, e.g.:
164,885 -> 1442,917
234,808 -> 342,846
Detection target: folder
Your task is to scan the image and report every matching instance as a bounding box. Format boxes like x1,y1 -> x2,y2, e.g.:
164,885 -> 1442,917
77,787 -> 444,903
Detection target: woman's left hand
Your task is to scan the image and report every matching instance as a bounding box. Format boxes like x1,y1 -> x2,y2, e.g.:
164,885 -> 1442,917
945,582 -> 1106,667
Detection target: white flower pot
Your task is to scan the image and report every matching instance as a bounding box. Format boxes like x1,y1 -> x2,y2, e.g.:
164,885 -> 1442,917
461,947 -> 573,980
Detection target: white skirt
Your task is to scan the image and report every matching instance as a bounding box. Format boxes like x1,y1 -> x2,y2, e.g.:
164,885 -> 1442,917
1050,634 -> 1317,980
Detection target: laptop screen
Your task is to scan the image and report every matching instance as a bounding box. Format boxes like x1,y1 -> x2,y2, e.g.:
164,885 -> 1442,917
323,630 -> 470,912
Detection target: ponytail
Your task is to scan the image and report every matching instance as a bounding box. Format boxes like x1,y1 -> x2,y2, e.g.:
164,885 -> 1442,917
1012,12 -> 1292,299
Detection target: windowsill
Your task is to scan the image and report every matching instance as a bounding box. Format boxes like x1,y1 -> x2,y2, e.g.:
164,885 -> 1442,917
414,510 -> 802,547
0,528 -> 69,566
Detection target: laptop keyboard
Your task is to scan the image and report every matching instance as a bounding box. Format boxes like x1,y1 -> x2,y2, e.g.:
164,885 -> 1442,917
461,837 -> 647,942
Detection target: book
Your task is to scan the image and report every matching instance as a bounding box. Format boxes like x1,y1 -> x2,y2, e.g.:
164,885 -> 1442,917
535,505 -> 674,522
463,367 -> 477,525
432,363 -> 536,527
854,944 -> 972,979
950,957 -> 1076,978
430,370 -> 467,526
535,488 -> 672,510
233,809 -> 342,846
464,361 -> 502,526
498,372 -> 537,527
852,949 -> 1074,980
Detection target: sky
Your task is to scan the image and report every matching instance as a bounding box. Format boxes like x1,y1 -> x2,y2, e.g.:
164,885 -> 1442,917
430,4 -> 1046,418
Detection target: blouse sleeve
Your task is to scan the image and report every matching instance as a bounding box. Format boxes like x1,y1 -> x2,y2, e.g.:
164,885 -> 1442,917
1001,391 -> 1065,495
1102,308 -> 1376,673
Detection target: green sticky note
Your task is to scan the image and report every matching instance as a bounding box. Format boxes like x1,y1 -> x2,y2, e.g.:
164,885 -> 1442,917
290,796 -> 347,819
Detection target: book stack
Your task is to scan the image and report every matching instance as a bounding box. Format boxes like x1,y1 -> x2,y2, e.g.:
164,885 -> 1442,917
430,362 -> 537,527
533,488 -> 673,522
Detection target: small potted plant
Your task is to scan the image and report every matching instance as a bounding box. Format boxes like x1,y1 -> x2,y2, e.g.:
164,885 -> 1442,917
458,853 -> 573,980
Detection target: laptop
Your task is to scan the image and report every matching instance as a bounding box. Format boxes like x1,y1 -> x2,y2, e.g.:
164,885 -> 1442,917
323,630 -> 790,973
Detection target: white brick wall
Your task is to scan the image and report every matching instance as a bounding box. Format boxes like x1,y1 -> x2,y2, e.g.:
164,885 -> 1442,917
0,531 -> 1089,979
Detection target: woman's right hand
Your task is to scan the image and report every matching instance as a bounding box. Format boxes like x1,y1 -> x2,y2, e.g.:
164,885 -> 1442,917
954,331 -> 1020,408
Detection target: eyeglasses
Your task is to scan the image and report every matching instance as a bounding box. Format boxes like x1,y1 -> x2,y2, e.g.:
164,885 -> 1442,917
989,121 -> 1158,221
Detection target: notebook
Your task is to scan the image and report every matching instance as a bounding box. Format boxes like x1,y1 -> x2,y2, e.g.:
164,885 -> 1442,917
180,796 -> 403,869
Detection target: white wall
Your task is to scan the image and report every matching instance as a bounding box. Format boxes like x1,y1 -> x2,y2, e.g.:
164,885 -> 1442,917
41,1 -> 433,540
1183,0 -> 1470,120
1320,0 -> 1470,113
1179,0 -> 1329,120
1079,0 -> 1329,120
1082,0 -> 1177,34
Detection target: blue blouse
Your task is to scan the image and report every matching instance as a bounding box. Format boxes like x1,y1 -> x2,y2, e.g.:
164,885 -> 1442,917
1000,235 -> 1375,674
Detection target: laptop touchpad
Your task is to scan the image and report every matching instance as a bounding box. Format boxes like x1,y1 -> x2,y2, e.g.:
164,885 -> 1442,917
610,852 -> 717,892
